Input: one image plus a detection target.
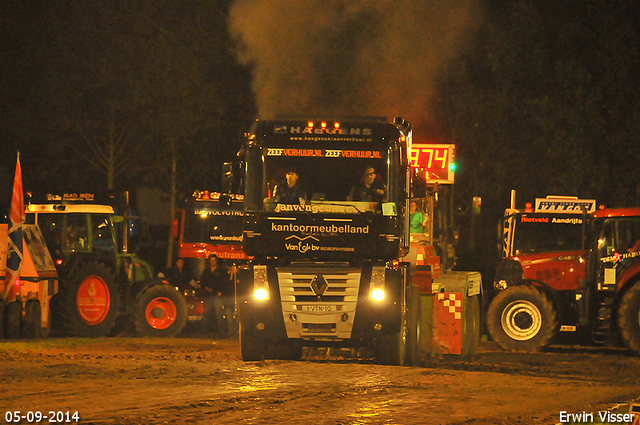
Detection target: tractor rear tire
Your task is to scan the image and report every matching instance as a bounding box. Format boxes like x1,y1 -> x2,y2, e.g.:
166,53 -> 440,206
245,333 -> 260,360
4,301 -> 21,339
618,282 -> 640,357
487,285 -> 558,352
134,283 -> 187,337
57,261 -> 120,337
22,300 -> 42,339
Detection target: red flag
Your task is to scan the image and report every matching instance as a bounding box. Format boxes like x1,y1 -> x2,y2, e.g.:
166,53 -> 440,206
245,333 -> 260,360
3,153 -> 24,302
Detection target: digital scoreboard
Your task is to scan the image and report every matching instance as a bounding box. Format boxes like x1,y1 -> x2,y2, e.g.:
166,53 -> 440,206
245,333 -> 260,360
409,143 -> 455,184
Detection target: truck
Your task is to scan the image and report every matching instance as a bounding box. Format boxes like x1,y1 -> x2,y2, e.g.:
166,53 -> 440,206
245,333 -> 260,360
1,223 -> 59,339
231,116 -> 481,364
487,193 -> 640,356
26,193 -> 187,338
172,190 -> 250,322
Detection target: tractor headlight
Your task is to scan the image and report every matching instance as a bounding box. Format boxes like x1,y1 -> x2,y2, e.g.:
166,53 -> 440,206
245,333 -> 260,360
370,266 -> 386,301
253,265 -> 269,301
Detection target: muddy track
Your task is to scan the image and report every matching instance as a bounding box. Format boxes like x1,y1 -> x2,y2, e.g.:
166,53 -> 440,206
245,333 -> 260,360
1,337 -> 639,424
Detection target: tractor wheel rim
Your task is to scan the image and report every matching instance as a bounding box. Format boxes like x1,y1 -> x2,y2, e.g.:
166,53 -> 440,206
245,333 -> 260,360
501,300 -> 542,341
77,276 -> 111,325
145,297 -> 177,329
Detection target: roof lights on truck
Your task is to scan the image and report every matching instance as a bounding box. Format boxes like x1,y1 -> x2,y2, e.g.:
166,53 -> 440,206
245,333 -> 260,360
253,265 -> 269,301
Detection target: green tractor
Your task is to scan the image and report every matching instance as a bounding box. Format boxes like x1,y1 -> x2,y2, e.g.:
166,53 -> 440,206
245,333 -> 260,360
26,194 -> 186,337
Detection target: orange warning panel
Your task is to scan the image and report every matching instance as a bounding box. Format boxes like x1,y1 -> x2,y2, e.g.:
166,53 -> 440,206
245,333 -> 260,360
432,292 -> 463,355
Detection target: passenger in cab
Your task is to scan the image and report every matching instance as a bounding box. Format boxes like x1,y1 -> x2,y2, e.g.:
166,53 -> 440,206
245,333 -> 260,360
348,166 -> 386,202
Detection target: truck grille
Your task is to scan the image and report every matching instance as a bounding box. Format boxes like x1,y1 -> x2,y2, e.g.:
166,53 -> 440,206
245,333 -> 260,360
278,267 -> 361,303
277,264 -> 362,338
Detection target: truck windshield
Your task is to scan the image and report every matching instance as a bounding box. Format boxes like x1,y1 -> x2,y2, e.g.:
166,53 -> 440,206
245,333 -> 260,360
182,209 -> 244,244
262,154 -> 388,209
512,213 -> 584,255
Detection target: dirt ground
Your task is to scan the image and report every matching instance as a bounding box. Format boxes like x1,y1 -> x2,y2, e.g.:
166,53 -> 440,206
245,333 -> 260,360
1,332 -> 639,425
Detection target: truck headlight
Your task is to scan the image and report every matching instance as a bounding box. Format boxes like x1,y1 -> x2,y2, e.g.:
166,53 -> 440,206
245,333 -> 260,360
253,265 -> 269,300
370,266 -> 386,301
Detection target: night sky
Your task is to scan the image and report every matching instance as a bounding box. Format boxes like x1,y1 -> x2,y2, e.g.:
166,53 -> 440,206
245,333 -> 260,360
2,0 -> 639,274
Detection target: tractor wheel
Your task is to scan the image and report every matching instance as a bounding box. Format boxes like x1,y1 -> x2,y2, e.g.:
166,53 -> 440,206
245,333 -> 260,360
4,301 -> 22,339
405,284 -> 422,366
618,282 -> 640,357
57,261 -> 120,337
487,285 -> 558,352
22,300 -> 42,339
134,283 -> 187,337
240,322 -> 264,361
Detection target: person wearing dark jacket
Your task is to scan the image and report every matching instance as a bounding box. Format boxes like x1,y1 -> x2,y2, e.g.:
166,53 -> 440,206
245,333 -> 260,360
163,257 -> 190,291
199,254 -> 236,334
272,168 -> 307,205
348,166 -> 386,202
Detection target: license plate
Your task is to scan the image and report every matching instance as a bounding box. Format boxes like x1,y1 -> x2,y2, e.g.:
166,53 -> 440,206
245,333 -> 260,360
301,305 -> 334,312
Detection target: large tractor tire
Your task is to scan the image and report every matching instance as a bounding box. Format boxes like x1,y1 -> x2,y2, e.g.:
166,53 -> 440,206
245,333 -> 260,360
4,301 -> 22,339
240,322 -> 264,361
134,283 -> 187,337
618,282 -> 640,357
56,261 -> 120,337
22,299 -> 43,339
487,285 -> 558,352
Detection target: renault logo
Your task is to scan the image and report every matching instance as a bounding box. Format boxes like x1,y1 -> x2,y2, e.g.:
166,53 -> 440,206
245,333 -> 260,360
311,274 -> 328,296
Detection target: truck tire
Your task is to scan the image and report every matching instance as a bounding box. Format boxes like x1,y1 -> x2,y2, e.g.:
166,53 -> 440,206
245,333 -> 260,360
22,300 -> 42,339
376,331 -> 405,365
4,301 -> 21,339
618,282 -> 640,356
487,285 -> 558,352
240,322 -> 264,361
134,283 -> 187,337
405,285 -> 421,366
57,261 -> 120,337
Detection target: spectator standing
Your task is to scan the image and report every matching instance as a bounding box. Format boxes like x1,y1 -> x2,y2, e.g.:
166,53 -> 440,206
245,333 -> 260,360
199,254 -> 236,335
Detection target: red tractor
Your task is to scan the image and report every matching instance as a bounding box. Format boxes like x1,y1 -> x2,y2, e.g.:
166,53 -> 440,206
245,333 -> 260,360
488,193 -> 640,356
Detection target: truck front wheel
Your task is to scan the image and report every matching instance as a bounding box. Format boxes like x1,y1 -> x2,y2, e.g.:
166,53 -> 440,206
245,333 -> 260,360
376,331 -> 405,365
487,285 -> 558,352
618,282 -> 640,357
134,283 -> 187,337
240,322 -> 264,361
